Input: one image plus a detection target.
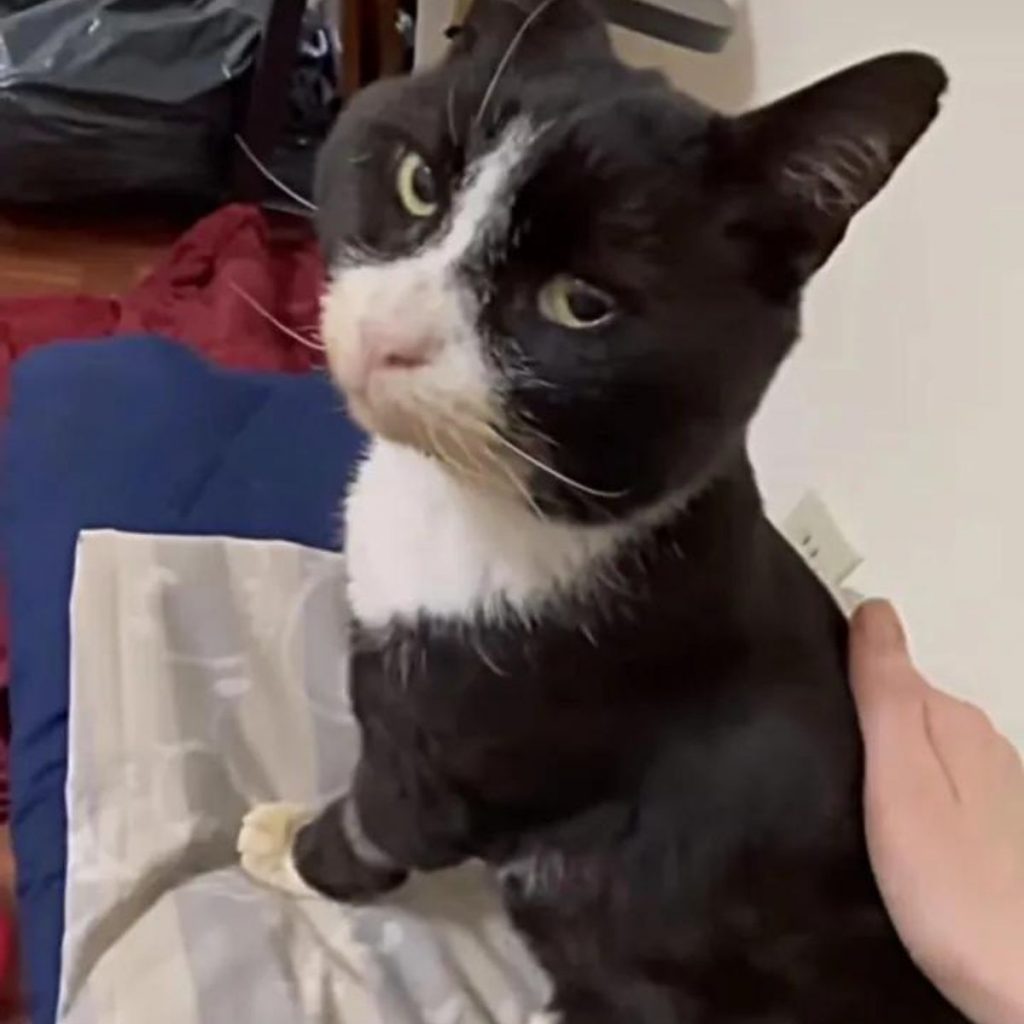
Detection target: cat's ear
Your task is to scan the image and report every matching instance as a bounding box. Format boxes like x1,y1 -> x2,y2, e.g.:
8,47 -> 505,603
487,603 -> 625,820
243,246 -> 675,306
715,53 -> 948,291
446,0 -> 612,69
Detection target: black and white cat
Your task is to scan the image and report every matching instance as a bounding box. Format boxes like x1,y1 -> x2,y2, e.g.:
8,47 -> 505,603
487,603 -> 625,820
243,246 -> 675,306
238,1 -> 963,1019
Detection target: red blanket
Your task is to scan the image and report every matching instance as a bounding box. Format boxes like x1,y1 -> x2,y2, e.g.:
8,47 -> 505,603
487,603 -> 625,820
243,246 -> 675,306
0,204 -> 325,408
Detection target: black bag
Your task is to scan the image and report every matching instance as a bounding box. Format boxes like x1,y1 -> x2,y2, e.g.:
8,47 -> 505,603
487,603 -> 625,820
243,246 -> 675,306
0,0 -> 272,203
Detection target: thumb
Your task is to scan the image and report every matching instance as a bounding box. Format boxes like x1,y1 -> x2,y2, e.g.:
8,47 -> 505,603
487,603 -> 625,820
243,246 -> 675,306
851,599 -> 908,659
849,599 -> 915,704
849,600 -> 947,794
847,598 -> 921,737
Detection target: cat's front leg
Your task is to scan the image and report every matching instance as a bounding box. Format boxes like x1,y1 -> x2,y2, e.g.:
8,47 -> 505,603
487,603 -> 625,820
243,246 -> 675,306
237,802 -> 320,897
238,797 -> 408,901
239,747 -> 471,901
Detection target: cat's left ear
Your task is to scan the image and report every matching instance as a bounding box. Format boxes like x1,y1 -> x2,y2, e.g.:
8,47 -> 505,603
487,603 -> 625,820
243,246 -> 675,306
715,53 -> 948,291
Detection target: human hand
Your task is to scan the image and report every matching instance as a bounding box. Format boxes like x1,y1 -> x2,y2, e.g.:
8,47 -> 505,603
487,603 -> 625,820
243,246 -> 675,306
850,600 -> 1024,1024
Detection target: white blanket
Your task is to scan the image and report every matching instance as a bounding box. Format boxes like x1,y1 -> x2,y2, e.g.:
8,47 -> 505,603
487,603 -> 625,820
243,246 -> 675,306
61,530 -> 549,1024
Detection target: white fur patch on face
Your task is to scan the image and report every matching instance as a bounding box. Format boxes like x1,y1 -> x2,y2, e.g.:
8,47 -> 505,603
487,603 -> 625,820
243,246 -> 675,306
345,440 -> 654,627
320,121 -> 534,454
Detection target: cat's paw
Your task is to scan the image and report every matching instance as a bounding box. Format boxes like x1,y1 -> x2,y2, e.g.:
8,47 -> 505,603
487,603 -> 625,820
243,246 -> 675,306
238,803 -> 319,899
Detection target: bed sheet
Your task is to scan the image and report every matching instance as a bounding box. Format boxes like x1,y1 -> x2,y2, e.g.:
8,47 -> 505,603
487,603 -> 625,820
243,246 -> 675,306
60,531 -> 548,1024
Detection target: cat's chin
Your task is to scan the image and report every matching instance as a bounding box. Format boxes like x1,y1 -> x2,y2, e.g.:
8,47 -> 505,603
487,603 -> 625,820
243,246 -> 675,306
345,400 -> 535,505
344,393 -> 429,454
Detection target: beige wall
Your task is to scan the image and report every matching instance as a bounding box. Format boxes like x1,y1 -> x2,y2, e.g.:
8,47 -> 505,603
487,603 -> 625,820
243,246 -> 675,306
638,1 -> 1023,744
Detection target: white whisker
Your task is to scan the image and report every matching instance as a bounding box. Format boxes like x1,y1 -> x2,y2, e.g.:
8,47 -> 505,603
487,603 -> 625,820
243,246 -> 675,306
483,424 -> 628,499
470,630 -> 509,677
423,418 -> 481,484
482,447 -> 549,521
340,240 -> 387,267
228,280 -> 327,353
233,134 -> 318,212
438,421 -> 496,485
437,410 -> 550,520
512,410 -> 561,450
425,416 -> 510,504
475,0 -> 560,127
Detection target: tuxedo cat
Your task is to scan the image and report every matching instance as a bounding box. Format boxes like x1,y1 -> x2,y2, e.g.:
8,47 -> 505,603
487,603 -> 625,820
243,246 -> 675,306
239,1 -> 962,1019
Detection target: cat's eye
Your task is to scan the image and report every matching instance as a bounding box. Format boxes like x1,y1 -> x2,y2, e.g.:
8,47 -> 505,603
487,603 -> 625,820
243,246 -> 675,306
396,150 -> 439,218
538,275 -> 616,330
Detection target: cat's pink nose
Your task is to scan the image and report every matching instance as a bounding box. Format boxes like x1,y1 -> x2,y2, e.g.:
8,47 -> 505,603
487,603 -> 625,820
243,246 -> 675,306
358,323 -> 439,380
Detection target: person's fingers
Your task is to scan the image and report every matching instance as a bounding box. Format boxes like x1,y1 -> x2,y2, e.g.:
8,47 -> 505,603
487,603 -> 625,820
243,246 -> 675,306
849,600 -> 924,721
850,600 -> 908,659
849,600 -> 953,803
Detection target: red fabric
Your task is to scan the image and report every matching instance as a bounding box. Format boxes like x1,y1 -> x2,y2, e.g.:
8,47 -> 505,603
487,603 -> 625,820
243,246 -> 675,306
0,205 -> 327,830
0,204 -> 325,409
118,205 -> 325,374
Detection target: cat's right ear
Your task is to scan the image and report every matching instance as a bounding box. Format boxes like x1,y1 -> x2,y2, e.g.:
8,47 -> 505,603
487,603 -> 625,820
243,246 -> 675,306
713,53 -> 948,295
445,0 -> 612,69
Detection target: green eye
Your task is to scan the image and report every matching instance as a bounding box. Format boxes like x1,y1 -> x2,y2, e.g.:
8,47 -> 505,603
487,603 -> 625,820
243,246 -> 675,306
538,275 -> 616,329
396,150 -> 439,218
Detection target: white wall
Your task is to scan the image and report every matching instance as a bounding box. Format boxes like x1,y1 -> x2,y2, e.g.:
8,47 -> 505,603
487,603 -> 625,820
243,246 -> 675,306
626,1 -> 1024,744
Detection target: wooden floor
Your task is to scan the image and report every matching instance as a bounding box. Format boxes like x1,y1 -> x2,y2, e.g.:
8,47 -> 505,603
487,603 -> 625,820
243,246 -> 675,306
0,209 -> 182,298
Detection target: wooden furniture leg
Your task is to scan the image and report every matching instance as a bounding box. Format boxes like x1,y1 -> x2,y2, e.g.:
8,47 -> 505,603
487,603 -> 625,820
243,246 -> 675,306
339,0 -> 404,98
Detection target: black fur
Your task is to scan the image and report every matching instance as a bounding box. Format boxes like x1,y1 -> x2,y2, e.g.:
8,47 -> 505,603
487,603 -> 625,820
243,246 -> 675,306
306,2 -> 960,1020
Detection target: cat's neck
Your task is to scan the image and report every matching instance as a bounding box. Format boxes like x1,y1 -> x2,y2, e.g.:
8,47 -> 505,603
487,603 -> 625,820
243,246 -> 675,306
344,439 -> 688,628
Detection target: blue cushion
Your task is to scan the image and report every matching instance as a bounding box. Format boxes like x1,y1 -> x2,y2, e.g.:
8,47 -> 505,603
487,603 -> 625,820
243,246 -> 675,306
2,337 -> 363,1024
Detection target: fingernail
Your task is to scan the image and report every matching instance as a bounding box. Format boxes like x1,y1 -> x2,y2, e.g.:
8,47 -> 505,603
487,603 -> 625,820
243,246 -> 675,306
854,599 -> 907,654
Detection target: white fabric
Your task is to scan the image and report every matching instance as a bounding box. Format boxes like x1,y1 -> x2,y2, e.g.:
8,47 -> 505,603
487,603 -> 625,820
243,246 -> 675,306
61,530 -> 549,1024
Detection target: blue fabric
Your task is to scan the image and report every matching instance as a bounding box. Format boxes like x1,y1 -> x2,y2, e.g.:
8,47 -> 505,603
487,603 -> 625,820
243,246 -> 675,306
2,337 -> 363,1024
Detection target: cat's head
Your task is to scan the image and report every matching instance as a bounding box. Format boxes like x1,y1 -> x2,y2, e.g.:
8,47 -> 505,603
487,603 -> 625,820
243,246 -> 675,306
316,0 -> 946,522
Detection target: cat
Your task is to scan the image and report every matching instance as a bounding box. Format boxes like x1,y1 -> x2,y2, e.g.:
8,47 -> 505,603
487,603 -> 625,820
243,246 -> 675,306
238,1 -> 964,1020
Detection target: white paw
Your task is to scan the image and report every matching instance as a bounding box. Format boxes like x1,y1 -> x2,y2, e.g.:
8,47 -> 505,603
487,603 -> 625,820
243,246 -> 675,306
237,803 -> 319,899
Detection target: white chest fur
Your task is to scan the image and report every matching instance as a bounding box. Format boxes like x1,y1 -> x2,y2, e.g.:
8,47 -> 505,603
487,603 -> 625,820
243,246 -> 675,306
344,440 -> 641,627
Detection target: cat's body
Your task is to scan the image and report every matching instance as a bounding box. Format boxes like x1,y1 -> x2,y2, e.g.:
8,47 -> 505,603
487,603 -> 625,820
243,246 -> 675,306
238,1 -> 963,1018
335,440 -> 951,1023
